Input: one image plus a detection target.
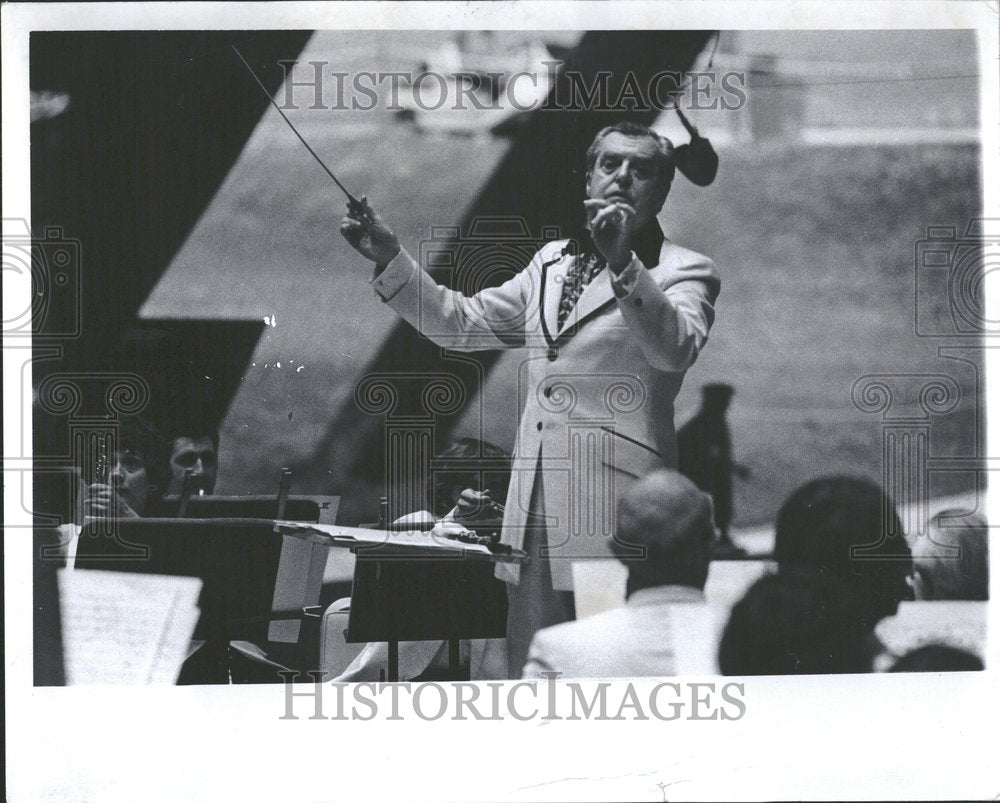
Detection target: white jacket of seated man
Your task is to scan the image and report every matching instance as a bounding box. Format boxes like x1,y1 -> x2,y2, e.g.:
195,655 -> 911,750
521,584 -> 718,678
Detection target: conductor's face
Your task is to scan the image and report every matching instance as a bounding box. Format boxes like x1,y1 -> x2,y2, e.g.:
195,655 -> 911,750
586,132 -> 669,231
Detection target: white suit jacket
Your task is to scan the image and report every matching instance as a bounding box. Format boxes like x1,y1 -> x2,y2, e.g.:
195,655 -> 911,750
521,585 -> 707,678
372,236 -> 720,589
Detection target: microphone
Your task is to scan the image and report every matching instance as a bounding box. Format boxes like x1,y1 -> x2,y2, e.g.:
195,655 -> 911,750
673,107 -> 718,187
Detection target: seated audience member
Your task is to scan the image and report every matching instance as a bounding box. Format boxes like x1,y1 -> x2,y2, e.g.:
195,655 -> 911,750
774,476 -> 914,627
911,510 -> 989,601
718,569 -> 879,675
164,426 -> 220,497
889,644 -> 984,673
521,469 -> 714,679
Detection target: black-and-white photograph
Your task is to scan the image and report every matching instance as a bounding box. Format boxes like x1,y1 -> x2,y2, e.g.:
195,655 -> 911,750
4,2 -> 998,800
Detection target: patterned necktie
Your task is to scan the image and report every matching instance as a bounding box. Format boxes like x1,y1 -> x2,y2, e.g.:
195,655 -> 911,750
557,251 -> 606,329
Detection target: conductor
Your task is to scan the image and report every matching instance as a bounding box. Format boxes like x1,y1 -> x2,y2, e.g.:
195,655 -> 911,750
341,121 -> 721,677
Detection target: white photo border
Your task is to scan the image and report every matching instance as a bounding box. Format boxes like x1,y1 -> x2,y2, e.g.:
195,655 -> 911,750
4,2 -> 998,800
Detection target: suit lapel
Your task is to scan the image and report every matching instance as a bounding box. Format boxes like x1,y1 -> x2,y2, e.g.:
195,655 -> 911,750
645,238 -> 675,284
551,237 -> 681,338
544,254 -> 571,340
559,264 -> 614,335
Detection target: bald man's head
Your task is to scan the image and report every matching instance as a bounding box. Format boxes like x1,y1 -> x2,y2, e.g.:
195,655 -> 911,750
612,469 -> 714,592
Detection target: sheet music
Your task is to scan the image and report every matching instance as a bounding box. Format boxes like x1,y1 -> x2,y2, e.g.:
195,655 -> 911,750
57,569 -> 202,685
278,522 -> 497,557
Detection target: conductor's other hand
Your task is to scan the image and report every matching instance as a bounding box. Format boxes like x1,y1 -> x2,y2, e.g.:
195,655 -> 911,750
584,199 -> 635,273
340,196 -> 401,265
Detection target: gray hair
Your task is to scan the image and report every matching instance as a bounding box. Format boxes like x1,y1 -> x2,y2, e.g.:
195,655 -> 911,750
585,121 -> 676,191
913,510 -> 989,601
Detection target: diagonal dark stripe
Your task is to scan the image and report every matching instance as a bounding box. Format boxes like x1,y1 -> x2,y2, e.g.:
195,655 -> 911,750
30,31 -> 313,518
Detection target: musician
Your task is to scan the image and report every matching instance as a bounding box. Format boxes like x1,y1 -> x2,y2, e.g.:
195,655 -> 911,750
911,510 -> 989,602
718,570 -> 879,676
164,429 -> 220,497
774,476 -> 914,629
332,438 -> 511,681
81,415 -> 171,520
341,120 -> 721,676
54,416 -> 171,566
522,469 -> 714,679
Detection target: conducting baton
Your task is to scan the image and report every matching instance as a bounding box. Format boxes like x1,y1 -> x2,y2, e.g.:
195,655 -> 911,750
232,45 -> 364,213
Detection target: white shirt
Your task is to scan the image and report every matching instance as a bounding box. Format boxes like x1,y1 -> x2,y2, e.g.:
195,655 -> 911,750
522,584 -> 715,679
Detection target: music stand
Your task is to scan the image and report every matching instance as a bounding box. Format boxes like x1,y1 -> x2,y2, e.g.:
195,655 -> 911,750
33,528 -> 66,686
277,524 -> 528,681
146,496 -> 327,523
74,518 -> 289,642
72,517 -> 333,683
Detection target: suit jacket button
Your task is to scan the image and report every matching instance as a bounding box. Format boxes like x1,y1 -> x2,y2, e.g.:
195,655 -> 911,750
547,347 -> 558,361
537,421 -> 543,431
634,298 -> 643,307
544,386 -> 552,398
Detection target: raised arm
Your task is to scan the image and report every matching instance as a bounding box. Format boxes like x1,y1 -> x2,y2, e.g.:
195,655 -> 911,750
341,198 -> 537,352
611,254 -> 719,372
586,197 -> 719,372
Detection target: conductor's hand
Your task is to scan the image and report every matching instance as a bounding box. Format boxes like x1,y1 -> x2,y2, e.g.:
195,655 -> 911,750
340,196 -> 401,265
584,199 -> 636,274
